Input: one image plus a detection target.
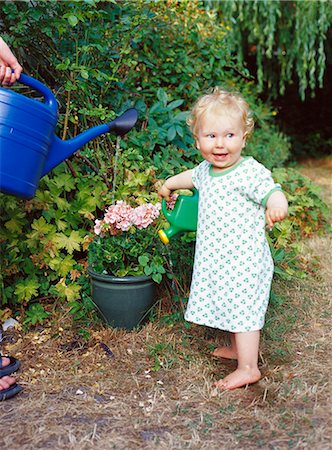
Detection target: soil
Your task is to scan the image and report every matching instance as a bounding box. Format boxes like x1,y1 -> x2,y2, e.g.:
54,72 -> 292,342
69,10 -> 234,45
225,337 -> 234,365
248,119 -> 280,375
1,160 -> 331,450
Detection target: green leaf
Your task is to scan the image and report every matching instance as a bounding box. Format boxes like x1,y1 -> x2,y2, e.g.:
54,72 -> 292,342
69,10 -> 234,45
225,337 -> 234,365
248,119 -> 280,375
167,126 -> 176,141
23,303 -> 50,326
144,266 -> 153,276
157,88 -> 168,106
31,217 -> 55,235
5,218 -> 23,234
55,219 -> 67,232
48,255 -> 75,276
152,273 -> 162,283
55,197 -> 71,211
149,101 -> 162,114
49,173 -> 76,192
67,14 -> 78,27
68,301 -> 81,315
80,69 -> 89,79
53,280 -> 81,302
14,279 -> 40,302
54,231 -> 82,254
174,111 -> 189,122
138,255 -> 149,266
167,99 -> 184,110
175,124 -> 184,137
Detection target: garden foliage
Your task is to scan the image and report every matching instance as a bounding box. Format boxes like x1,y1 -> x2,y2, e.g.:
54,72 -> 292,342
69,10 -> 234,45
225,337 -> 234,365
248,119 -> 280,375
0,0 -> 329,323
207,0 -> 332,100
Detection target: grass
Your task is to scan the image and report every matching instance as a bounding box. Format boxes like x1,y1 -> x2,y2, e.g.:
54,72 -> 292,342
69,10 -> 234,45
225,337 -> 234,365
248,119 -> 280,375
0,160 -> 331,449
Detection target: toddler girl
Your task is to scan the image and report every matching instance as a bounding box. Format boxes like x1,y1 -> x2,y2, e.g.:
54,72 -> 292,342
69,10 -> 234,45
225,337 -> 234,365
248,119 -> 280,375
159,87 -> 288,390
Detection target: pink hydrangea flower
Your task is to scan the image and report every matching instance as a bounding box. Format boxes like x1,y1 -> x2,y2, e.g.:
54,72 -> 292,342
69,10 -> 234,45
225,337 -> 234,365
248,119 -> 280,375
104,201 -> 134,231
94,219 -> 102,235
166,193 -> 179,210
131,203 -> 161,229
94,200 -> 161,236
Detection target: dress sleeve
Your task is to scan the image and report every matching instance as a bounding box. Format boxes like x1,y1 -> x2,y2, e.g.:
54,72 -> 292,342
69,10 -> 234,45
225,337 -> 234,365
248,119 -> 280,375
192,161 -> 208,190
248,161 -> 282,206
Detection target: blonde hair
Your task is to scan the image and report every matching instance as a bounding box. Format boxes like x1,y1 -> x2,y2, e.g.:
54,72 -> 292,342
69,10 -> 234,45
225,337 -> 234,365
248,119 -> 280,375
187,87 -> 254,138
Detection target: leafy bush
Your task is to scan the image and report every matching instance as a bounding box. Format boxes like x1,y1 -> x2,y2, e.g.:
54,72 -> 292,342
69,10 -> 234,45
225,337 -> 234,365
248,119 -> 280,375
2,0 -> 291,170
0,0 -> 325,326
244,127 -> 290,170
268,168 -> 330,279
0,165 -> 106,309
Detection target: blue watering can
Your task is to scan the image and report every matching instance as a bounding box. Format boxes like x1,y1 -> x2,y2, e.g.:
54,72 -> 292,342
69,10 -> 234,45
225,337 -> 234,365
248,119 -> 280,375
0,74 -> 138,199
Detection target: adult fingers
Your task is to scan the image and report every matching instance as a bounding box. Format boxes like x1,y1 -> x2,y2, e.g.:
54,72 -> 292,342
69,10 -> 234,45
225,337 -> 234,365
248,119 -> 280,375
0,65 -> 13,85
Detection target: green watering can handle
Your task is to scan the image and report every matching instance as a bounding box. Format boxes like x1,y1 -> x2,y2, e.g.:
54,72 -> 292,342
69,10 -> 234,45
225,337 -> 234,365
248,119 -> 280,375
161,197 -> 171,220
161,188 -> 198,216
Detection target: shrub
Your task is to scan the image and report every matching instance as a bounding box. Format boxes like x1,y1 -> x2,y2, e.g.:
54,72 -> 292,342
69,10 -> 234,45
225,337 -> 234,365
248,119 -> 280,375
0,165 -> 107,311
1,0 -> 323,325
268,168 -> 330,279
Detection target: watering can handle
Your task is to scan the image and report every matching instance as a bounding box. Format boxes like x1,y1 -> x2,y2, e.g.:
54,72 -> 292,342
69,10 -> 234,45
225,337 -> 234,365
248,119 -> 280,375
161,188 -> 198,217
161,198 -> 172,220
18,73 -> 58,116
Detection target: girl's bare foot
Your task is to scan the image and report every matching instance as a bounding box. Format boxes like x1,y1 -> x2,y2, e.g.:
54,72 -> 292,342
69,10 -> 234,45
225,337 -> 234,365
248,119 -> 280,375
212,346 -> 238,360
214,367 -> 261,390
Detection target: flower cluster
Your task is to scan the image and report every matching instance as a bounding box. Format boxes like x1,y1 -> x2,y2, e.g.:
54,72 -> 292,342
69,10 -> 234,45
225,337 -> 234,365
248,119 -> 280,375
89,195 -> 179,280
166,193 -> 178,210
94,200 -> 161,237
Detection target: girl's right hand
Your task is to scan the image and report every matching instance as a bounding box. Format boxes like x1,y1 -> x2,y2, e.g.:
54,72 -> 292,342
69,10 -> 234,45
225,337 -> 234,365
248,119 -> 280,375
158,183 -> 172,201
158,169 -> 194,201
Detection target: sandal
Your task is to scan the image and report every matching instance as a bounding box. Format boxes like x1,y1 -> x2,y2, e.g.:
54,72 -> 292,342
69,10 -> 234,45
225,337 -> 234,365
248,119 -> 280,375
0,382 -> 23,401
0,355 -> 21,377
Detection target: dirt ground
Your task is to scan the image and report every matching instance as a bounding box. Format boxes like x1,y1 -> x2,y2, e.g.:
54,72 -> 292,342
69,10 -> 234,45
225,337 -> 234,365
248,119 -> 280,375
1,160 -> 331,450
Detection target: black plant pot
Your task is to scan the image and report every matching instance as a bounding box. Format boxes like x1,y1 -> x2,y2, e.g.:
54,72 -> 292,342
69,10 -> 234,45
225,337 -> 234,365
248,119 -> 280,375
88,267 -> 157,331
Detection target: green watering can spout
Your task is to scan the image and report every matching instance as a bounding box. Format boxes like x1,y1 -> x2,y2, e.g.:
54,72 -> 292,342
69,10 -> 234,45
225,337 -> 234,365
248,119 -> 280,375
158,188 -> 199,245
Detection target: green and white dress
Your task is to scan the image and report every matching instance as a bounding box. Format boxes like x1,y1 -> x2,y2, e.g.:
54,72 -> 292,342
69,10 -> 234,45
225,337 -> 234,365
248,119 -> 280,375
184,157 -> 281,332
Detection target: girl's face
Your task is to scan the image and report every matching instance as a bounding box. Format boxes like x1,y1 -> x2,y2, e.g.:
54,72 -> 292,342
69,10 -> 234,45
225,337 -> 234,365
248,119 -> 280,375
195,111 -> 247,172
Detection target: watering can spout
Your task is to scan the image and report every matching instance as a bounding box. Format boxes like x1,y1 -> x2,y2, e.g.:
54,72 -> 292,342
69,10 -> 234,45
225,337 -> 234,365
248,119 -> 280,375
107,108 -> 139,136
158,226 -> 182,245
42,108 -> 138,176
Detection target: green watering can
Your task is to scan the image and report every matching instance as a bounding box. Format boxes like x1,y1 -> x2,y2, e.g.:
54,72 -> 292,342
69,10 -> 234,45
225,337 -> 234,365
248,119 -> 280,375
158,188 -> 199,245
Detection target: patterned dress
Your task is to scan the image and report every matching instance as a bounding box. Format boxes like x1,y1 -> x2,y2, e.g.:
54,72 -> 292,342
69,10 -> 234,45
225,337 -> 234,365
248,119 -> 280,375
184,157 -> 281,332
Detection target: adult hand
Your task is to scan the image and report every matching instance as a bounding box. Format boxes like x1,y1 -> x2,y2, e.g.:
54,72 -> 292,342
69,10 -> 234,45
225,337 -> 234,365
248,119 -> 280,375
0,37 -> 23,85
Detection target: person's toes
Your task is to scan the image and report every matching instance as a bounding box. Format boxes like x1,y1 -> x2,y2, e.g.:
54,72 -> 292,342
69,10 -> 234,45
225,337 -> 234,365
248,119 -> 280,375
1,356 -> 10,367
214,379 -> 227,389
0,375 -> 16,390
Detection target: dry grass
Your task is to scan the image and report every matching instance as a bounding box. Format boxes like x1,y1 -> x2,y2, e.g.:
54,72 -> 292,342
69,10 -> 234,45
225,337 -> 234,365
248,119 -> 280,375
1,161 -> 331,450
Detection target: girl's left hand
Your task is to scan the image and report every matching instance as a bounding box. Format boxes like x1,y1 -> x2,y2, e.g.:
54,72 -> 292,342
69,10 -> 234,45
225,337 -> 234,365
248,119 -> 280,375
265,207 -> 288,230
